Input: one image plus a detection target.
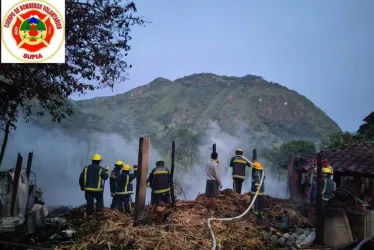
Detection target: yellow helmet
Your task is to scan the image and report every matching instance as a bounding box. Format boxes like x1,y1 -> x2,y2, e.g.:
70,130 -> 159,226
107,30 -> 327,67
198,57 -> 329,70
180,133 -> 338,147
123,164 -> 131,171
236,148 -> 243,152
115,160 -> 124,166
92,154 -> 102,161
253,161 -> 263,170
323,167 -> 333,174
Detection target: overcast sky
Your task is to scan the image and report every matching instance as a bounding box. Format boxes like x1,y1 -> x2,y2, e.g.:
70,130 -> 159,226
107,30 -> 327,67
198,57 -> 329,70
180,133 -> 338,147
71,0 -> 374,133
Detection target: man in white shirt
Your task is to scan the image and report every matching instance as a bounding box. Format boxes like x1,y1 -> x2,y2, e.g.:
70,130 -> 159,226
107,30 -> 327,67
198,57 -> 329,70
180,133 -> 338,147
205,152 -> 222,198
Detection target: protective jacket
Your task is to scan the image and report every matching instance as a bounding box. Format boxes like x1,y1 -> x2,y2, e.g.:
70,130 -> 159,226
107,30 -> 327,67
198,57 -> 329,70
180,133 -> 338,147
79,164 -> 108,192
110,167 -> 121,196
322,177 -> 336,201
147,166 -> 171,194
251,168 -> 265,195
115,168 -> 138,195
230,155 -> 251,180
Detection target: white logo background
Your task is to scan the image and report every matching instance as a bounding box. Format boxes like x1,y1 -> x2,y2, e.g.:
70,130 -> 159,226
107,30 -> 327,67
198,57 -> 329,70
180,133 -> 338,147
1,0 -> 65,63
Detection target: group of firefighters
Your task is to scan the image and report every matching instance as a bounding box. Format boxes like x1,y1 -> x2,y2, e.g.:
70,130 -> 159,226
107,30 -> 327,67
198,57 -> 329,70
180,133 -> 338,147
78,154 -> 172,215
205,149 -> 265,215
78,149 -> 336,216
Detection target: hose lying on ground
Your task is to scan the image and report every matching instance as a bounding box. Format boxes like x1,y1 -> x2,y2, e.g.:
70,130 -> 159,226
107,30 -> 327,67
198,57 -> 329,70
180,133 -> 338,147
207,155 -> 265,250
353,235 -> 374,250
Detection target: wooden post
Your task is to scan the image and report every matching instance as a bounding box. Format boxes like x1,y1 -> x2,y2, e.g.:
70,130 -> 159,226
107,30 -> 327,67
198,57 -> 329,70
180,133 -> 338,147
134,137 -> 150,221
315,152 -> 324,244
252,148 -> 257,161
170,141 -> 176,207
10,153 -> 23,217
287,153 -> 295,198
213,143 -> 216,154
26,152 -> 33,179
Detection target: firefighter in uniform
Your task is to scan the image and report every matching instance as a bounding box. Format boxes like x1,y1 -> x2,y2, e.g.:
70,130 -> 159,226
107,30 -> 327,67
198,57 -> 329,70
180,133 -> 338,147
79,154 -> 109,215
147,160 -> 171,207
251,160 -> 265,216
322,167 -> 336,203
322,159 -> 334,179
109,161 -> 123,209
229,149 -> 251,194
115,164 -> 138,213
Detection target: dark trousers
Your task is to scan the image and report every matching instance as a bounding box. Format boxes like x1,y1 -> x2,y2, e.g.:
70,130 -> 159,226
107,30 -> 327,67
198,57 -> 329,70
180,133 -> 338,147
251,193 -> 264,213
152,192 -> 171,206
233,178 -> 244,194
110,196 -> 119,209
151,192 -> 155,204
85,191 -> 103,215
205,180 -> 219,198
117,195 -> 132,213
100,191 -> 104,210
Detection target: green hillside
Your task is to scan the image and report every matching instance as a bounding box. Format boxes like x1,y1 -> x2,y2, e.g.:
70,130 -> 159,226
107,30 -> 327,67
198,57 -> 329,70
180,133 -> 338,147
31,73 -> 341,154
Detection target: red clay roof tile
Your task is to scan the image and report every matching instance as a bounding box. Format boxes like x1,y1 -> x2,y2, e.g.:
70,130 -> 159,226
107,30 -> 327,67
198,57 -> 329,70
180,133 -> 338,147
295,141 -> 374,175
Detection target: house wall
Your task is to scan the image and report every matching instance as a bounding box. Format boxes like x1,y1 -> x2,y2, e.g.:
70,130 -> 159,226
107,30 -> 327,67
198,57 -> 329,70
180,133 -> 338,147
323,208 -> 353,247
347,211 -> 369,239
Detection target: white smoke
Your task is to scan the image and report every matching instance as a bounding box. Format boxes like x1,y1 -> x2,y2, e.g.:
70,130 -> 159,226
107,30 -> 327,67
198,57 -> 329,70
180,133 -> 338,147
177,122 -> 288,200
1,121 -> 161,207
1,120 -> 287,208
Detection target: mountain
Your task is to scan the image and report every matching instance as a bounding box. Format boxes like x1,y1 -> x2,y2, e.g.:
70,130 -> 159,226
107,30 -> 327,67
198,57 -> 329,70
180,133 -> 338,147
31,73 -> 341,153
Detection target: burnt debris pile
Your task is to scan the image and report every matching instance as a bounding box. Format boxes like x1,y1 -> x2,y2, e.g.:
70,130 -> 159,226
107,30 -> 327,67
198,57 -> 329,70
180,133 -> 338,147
52,189 -> 315,250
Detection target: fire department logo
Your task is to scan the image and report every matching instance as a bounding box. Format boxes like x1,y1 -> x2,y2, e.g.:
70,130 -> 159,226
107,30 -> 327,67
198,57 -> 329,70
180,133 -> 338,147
1,0 -> 65,63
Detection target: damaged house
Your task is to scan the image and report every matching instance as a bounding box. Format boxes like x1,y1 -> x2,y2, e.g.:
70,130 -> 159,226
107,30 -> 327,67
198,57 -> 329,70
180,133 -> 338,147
288,141 -> 374,247
0,153 -> 48,238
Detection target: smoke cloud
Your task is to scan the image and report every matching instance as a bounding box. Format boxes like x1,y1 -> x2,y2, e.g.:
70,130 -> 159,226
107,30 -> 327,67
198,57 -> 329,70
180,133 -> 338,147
1,121 -> 162,207
1,121 -> 287,208
176,122 -> 288,200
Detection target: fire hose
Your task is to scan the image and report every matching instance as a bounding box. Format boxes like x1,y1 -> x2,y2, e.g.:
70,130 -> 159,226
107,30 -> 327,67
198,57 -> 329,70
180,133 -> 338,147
207,155 -> 265,250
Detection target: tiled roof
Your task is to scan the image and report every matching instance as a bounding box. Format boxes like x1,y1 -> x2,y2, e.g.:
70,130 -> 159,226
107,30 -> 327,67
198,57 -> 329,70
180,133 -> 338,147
294,141 -> 374,175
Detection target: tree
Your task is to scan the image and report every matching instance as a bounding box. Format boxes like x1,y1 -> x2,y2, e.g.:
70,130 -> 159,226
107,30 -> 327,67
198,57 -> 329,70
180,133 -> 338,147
320,111 -> 374,150
357,112 -> 374,138
319,132 -> 367,150
0,0 -> 147,166
264,140 -> 317,165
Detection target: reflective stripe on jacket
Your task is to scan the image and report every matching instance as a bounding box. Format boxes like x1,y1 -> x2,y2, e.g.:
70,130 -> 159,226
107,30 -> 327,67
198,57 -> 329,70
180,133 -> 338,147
322,177 -> 336,201
147,166 -> 171,194
110,167 -> 121,196
251,168 -> 265,195
230,155 -> 251,179
79,164 -> 108,192
115,170 -> 137,195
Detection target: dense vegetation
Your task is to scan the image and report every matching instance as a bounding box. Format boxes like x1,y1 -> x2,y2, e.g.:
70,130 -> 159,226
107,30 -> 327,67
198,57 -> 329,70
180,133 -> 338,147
25,73 -> 342,171
264,140 -> 317,166
320,112 -> 374,150
264,112 -> 374,166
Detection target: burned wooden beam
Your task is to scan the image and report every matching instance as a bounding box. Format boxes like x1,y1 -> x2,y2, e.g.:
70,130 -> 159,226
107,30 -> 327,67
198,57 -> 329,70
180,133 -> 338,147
26,152 -> 33,179
134,137 -> 150,221
10,153 -> 23,217
170,141 -> 176,207
287,153 -> 295,198
252,148 -> 257,161
213,143 -> 216,153
315,152 -> 325,244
